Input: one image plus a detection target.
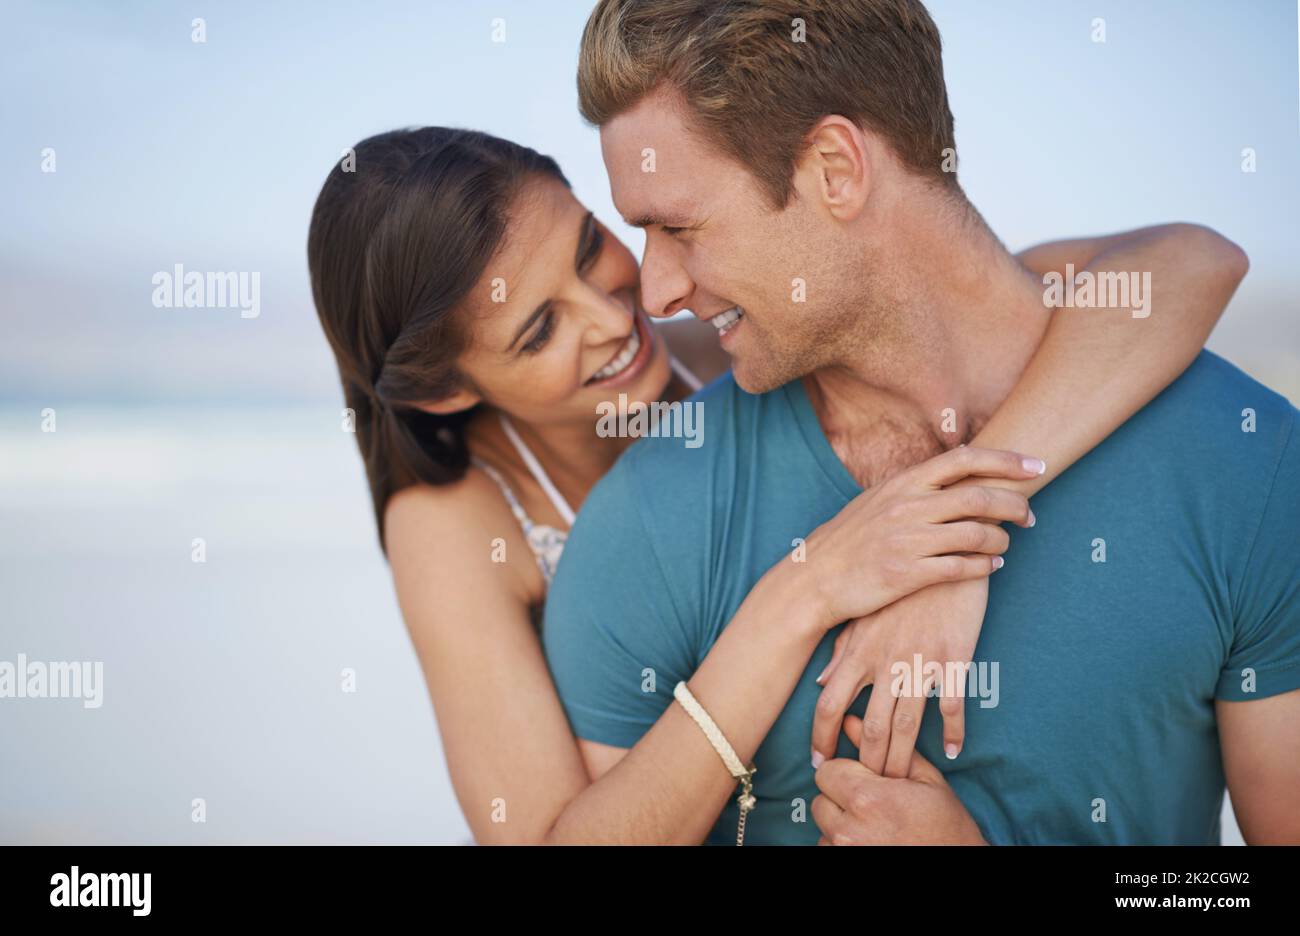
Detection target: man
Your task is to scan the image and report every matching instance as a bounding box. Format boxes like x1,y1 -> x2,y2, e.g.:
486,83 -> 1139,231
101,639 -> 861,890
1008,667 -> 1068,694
543,0 -> 1300,844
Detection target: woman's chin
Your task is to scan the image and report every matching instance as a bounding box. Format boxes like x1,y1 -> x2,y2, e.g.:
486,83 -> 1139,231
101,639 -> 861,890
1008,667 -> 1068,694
624,336 -> 674,405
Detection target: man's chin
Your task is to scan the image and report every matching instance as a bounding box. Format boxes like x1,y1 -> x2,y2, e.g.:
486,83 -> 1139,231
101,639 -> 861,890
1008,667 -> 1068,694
729,356 -> 792,395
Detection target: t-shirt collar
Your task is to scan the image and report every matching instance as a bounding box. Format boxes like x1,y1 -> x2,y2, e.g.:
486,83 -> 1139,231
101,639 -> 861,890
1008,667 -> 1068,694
779,376 -> 863,501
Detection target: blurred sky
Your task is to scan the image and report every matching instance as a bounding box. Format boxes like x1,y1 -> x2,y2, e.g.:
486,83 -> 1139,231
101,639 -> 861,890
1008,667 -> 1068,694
3,0 -> 1295,845
1,0 -> 1297,406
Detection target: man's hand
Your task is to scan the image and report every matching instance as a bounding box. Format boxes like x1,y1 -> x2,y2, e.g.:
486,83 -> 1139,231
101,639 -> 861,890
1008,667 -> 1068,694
812,577 -> 989,776
812,714 -> 986,845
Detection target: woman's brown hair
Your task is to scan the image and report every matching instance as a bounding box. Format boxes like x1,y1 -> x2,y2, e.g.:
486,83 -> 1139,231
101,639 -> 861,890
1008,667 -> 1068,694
307,127 -> 568,548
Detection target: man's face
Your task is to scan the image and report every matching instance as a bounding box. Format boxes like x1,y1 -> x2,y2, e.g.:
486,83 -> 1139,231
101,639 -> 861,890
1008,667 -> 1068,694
600,88 -> 847,393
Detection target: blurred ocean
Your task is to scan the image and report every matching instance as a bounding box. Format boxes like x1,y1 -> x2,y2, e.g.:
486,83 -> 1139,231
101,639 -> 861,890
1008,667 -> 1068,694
0,405 -> 472,844
0,403 -> 1246,844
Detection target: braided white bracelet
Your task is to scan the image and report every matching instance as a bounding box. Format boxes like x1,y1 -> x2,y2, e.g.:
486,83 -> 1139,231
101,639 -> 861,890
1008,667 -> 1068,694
673,681 -> 757,846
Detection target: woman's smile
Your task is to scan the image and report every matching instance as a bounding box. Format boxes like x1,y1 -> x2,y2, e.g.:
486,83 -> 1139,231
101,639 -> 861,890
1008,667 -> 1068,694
584,307 -> 656,389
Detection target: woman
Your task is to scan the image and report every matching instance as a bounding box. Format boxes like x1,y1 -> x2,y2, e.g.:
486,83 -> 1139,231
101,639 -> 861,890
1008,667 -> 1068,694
308,127 -> 1246,844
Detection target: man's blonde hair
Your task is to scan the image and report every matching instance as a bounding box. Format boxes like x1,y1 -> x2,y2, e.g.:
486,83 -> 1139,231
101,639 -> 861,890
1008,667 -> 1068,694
577,0 -> 959,207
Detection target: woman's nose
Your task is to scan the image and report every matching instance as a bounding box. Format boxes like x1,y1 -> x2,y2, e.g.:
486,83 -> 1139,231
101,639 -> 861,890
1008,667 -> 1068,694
578,281 -> 636,342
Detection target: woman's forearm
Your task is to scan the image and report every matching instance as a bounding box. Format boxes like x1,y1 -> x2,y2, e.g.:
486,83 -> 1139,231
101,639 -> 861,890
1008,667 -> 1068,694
539,224 -> 1247,843
973,223 -> 1247,495
538,446 -> 1036,844
542,560 -> 824,844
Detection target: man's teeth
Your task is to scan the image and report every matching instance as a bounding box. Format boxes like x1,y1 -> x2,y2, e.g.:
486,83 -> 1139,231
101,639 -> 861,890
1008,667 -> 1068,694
710,306 -> 744,334
590,325 -> 642,381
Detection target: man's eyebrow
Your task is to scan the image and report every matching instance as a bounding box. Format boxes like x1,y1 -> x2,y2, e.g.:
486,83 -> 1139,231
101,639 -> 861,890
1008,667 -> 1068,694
506,299 -> 550,352
625,211 -> 694,229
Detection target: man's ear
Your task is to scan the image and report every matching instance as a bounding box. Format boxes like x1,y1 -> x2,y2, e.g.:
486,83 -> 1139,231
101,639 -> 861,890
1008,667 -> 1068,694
411,386 -> 482,416
796,115 -> 872,221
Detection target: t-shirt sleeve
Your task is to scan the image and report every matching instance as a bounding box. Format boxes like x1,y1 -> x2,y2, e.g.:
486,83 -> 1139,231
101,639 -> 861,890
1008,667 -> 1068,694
1216,411 -> 1300,701
542,454 -> 700,748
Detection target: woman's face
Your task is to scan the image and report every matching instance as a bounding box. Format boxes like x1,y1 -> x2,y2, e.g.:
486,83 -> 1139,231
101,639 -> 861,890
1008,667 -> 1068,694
448,174 -> 673,429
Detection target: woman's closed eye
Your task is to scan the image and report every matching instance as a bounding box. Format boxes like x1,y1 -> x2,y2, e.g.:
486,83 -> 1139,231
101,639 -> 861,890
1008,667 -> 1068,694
521,307 -> 555,355
578,218 -> 605,272
520,218 -> 606,356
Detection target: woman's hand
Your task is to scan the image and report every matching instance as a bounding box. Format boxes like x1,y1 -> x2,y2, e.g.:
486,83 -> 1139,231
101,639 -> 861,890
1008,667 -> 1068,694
798,446 -> 1041,627
811,577 -> 990,775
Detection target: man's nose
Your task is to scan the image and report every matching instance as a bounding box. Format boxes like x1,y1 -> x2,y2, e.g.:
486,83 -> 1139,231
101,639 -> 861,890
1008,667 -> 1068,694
639,230 -> 693,319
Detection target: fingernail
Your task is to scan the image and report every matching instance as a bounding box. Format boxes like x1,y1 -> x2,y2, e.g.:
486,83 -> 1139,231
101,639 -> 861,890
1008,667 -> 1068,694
945,743 -> 960,760
991,555 -> 1004,570
811,750 -> 825,770
1027,508 -> 1036,528
815,665 -> 829,685
1022,457 -> 1046,475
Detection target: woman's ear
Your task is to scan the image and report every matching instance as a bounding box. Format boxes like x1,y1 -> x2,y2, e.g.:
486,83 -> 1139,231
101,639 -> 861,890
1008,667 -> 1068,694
413,386 -> 482,416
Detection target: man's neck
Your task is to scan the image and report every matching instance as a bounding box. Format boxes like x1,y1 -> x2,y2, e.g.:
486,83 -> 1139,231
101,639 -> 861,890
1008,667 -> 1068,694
807,201 -> 1051,488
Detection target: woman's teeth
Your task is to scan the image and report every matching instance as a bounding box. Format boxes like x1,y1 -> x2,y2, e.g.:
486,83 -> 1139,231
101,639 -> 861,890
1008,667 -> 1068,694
711,306 -> 744,335
589,324 -> 642,382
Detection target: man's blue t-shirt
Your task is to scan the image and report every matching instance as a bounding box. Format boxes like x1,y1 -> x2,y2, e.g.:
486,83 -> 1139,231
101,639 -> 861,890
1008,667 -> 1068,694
542,352 -> 1300,844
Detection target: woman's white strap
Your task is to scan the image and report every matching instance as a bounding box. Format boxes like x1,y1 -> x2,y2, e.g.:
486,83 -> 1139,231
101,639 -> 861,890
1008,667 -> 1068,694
498,413 -> 577,527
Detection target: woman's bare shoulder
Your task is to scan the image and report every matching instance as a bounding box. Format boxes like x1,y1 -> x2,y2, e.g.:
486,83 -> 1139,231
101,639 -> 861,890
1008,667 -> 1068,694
655,315 -> 732,386
384,468 -> 541,599
386,468 -> 507,541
